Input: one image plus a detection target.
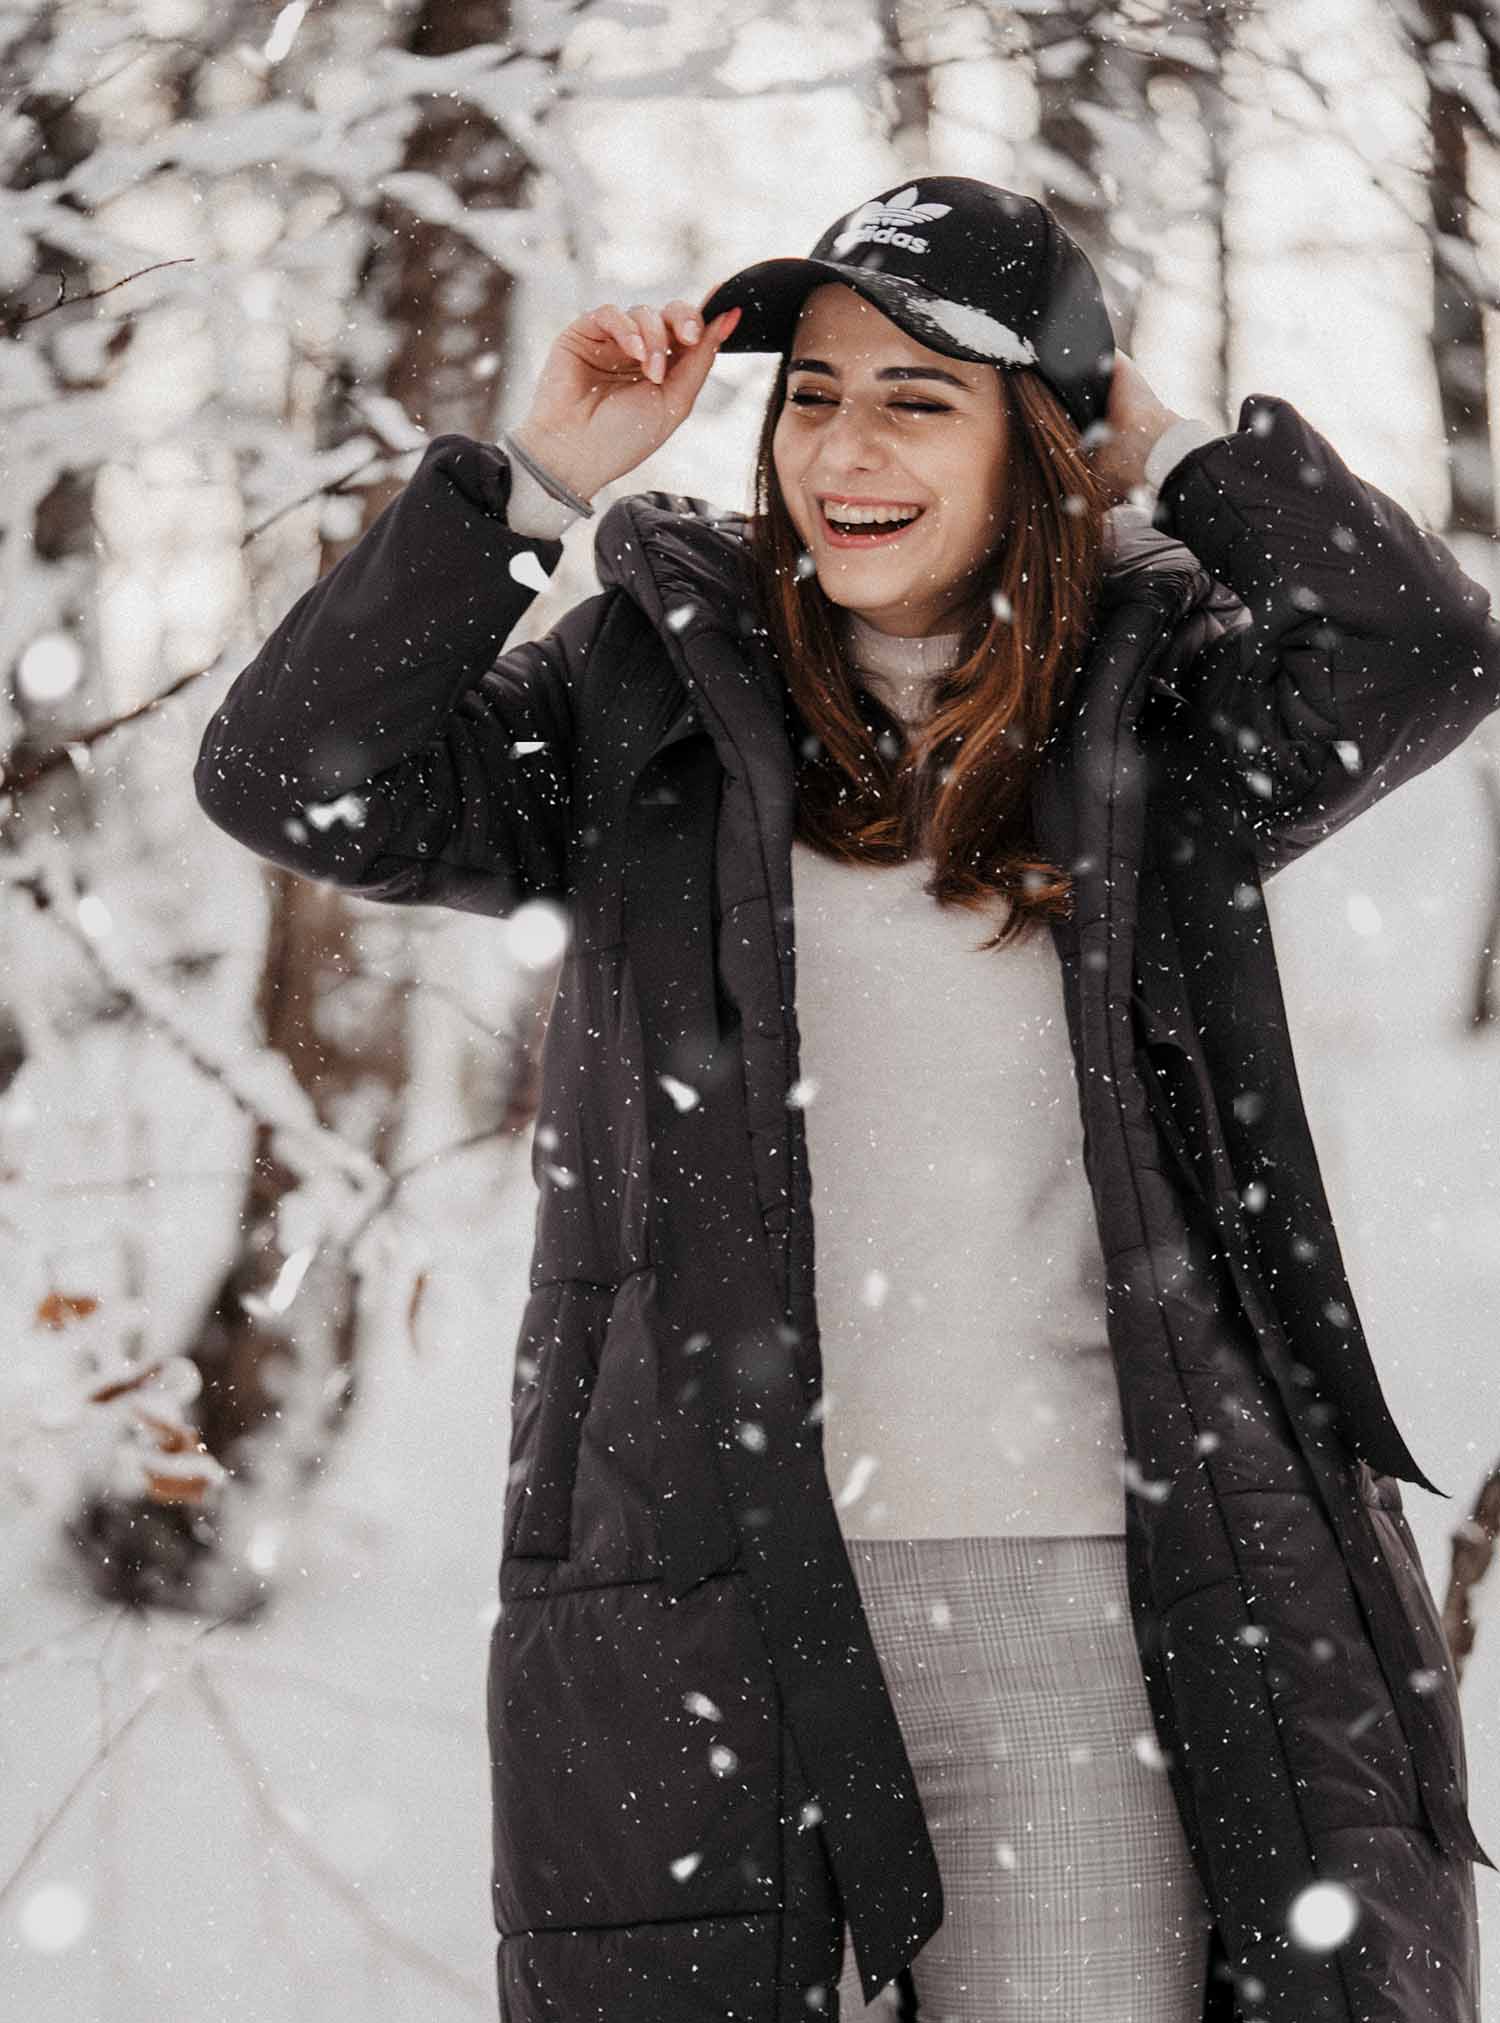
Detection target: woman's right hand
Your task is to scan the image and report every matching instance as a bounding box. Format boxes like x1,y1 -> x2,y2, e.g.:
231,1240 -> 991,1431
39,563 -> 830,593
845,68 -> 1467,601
509,299 -> 744,504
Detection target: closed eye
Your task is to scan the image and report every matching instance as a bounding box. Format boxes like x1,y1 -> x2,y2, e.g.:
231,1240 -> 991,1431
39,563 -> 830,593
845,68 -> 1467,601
786,391 -> 949,414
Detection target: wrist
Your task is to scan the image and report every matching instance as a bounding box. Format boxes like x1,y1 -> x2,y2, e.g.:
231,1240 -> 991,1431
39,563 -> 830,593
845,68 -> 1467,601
507,423 -> 601,506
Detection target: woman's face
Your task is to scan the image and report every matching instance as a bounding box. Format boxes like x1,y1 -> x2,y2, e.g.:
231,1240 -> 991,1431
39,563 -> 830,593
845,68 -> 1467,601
771,282 -> 1011,638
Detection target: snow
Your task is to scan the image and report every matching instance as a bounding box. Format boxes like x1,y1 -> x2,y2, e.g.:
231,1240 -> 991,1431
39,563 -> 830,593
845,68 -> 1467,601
905,293 -> 1040,367
4,0 -> 1500,2011
2,1189 -> 527,2021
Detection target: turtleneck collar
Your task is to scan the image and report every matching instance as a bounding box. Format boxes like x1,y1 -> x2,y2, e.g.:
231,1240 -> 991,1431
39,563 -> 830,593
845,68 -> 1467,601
840,608 -> 967,722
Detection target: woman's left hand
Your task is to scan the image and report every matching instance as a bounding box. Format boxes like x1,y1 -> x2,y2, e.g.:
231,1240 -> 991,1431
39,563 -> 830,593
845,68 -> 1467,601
1086,349 -> 1187,505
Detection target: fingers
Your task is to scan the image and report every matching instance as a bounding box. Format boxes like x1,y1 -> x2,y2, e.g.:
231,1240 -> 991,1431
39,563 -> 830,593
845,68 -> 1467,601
630,302 -> 715,382
577,300 -> 740,384
658,306 -> 740,403
581,304 -> 649,370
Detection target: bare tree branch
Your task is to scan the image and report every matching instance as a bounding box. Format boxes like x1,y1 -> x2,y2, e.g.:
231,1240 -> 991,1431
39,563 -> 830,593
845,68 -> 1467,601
1443,1457 -> 1500,1680
189,1665 -> 490,2009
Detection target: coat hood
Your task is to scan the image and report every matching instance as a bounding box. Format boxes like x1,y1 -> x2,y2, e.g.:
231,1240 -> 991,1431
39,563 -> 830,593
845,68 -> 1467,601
591,490 -> 1250,705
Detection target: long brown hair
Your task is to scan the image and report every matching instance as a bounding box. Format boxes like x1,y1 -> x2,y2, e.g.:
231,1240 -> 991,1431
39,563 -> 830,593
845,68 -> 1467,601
744,353 -> 1111,951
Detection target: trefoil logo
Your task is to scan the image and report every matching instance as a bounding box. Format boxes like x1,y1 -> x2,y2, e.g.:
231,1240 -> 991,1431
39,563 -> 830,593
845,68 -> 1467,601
829,185 -> 952,259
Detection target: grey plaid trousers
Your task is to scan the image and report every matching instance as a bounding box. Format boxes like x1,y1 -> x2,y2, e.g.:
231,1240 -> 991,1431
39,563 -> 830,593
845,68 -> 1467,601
832,1533 -> 1215,2022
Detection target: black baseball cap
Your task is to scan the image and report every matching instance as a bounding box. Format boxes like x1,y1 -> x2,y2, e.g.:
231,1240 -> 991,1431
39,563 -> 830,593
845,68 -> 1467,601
700,176 -> 1117,437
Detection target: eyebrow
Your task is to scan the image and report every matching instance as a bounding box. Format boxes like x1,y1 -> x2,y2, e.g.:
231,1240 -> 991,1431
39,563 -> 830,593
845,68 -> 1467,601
786,357 -> 974,390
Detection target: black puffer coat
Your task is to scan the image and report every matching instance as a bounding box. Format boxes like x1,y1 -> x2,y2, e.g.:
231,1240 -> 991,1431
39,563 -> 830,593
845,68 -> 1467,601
194,394 -> 1499,2023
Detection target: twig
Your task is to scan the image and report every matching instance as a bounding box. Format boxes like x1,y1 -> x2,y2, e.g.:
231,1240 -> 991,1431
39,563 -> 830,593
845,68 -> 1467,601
5,259 -> 195,334
207,1647 -> 478,1736
0,1606 -> 120,1676
0,1606 -> 240,1908
189,1665 -> 490,2008
1,665 -> 207,797
1442,1455 -> 1500,1681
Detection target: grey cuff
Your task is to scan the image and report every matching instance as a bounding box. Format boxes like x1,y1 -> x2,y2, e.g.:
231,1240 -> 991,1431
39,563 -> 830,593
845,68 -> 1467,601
1144,416 -> 1224,493
504,453 -> 587,541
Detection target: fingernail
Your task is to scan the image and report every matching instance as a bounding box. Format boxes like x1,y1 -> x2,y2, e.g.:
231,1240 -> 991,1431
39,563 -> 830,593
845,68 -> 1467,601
682,317 -> 700,340
649,350 -> 665,380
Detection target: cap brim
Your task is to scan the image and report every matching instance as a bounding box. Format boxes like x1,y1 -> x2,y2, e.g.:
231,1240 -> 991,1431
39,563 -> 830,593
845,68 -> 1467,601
699,258 -> 1034,368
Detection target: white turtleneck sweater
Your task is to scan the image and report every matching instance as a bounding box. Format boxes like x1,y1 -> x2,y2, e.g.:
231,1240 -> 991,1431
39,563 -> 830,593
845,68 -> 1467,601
784,609 -> 1129,1537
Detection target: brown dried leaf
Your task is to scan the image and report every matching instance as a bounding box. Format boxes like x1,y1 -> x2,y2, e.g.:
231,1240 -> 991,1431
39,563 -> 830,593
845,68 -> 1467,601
35,1290 -> 100,1330
144,1471 -> 213,1507
89,1359 -> 165,1405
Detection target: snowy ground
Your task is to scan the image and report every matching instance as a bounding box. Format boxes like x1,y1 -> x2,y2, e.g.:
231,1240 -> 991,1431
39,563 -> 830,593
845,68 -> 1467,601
0,1143 -> 529,2023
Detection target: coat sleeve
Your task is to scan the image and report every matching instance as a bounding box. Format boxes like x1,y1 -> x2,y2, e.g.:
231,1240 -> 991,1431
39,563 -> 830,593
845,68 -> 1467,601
193,432 -> 612,918
1150,393 -> 1500,877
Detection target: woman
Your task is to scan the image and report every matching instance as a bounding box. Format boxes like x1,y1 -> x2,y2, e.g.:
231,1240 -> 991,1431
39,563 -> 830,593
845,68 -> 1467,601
195,178 -> 1496,2023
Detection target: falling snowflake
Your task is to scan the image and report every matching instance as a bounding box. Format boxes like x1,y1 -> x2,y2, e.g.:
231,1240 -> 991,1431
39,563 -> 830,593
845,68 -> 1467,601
1119,1456 -> 1172,1505
304,791 -> 367,832
858,1269 -> 889,1311
683,1691 -> 723,1722
1346,893 -> 1382,938
17,1881 -> 90,1954
834,1453 -> 878,1510
669,1851 -> 703,1883
508,550 -> 551,593
1133,1730 -> 1170,1771
660,1074 -> 701,1113
504,897 -> 569,971
1287,1879 -> 1359,1952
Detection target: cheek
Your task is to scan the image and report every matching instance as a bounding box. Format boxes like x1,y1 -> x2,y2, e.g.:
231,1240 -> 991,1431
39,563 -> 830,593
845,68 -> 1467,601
955,451 -> 1004,542
772,432 -> 810,529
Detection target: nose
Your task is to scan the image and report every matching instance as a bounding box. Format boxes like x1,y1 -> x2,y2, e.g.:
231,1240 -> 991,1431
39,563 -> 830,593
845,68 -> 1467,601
816,399 -> 892,474
813,418 -> 894,497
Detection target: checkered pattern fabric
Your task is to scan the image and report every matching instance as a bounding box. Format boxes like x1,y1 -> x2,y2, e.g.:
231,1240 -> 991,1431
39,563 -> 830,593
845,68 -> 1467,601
832,1533 -> 1214,2021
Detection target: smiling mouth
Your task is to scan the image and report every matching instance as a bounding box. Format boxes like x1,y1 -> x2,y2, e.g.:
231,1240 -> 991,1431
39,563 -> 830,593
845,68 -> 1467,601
818,502 -> 927,547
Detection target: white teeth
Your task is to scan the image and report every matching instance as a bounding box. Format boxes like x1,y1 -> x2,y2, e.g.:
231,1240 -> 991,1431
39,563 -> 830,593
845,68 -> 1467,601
823,502 -> 923,528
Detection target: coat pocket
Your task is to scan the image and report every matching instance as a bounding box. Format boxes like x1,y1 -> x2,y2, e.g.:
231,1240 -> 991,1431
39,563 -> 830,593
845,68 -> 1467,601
503,1279 -> 612,1560
489,1568 -> 783,1932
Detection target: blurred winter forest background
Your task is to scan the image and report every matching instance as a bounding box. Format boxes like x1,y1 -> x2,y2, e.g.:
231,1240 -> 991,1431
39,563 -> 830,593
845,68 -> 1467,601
3,0 -> 1500,2015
